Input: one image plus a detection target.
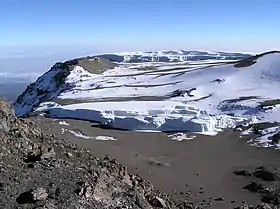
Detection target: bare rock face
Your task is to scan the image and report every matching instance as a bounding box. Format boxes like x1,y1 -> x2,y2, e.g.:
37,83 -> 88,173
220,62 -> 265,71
0,98 -> 15,132
0,99 -> 193,208
253,167 -> 277,182
0,98 -> 15,116
31,187 -> 49,201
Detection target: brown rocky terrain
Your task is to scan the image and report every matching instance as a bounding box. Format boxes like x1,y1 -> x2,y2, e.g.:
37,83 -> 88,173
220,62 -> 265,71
0,98 -> 194,209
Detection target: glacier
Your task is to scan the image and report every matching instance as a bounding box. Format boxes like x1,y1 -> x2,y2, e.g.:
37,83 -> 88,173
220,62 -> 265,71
37,101 -> 256,134
13,51 -> 280,139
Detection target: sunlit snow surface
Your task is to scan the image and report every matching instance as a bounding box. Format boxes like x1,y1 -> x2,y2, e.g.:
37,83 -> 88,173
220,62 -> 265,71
14,53 -> 280,145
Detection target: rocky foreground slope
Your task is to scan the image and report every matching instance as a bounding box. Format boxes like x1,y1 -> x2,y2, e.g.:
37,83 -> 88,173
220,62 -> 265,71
0,98 -> 199,209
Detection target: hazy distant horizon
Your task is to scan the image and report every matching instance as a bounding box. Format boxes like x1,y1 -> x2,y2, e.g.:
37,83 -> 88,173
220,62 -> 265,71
0,45 -> 277,59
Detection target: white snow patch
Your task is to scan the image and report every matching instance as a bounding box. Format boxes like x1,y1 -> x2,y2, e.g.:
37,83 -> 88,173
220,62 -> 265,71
94,136 -> 117,141
168,133 -> 196,141
62,128 -> 93,139
61,128 -> 117,141
241,128 -> 254,136
58,121 -> 70,126
35,102 -> 60,112
61,128 -> 65,134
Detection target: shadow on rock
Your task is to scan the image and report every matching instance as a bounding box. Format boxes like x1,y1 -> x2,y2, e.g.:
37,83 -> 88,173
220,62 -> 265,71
16,191 -> 34,204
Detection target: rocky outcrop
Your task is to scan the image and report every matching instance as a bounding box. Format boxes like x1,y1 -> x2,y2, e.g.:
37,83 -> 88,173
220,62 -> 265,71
13,57 -> 116,117
234,167 -> 280,207
0,98 -> 193,208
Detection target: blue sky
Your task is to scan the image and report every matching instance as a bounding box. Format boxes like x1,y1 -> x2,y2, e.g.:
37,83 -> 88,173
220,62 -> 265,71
1,0 -> 280,55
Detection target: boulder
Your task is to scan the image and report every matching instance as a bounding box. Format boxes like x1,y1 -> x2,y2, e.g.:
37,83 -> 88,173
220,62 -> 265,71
31,187 -> 48,201
253,167 -> 277,181
243,182 -> 264,193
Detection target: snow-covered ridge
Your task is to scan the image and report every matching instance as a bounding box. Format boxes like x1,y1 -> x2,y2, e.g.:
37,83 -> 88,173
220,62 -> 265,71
98,50 -> 252,62
13,57 -> 115,116
13,51 -> 280,139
